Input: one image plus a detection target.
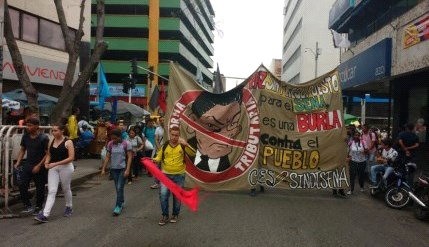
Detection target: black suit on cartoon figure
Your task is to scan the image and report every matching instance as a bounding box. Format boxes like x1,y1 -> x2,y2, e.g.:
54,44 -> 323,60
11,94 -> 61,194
187,86 -> 243,173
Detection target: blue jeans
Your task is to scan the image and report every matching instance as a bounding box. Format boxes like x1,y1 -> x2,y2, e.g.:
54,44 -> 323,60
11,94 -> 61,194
111,169 -> 125,207
370,165 -> 394,185
159,174 -> 185,217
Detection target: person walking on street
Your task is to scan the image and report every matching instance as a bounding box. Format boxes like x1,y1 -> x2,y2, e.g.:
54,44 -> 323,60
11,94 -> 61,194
126,128 -> 144,184
150,118 -> 165,189
152,126 -> 196,225
101,129 -> 132,216
34,124 -> 75,223
361,124 -> 377,174
347,131 -> 368,194
14,118 -> 49,215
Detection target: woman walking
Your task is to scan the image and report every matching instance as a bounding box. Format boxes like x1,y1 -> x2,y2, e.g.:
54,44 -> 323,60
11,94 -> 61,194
347,131 -> 368,195
126,128 -> 144,184
34,124 -> 75,223
101,129 -> 132,216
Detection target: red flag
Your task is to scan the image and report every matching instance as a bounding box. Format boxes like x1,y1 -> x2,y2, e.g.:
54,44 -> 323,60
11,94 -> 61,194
141,158 -> 199,211
158,81 -> 167,113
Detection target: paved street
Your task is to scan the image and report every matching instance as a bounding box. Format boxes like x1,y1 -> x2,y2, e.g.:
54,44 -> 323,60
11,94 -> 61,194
0,166 -> 428,247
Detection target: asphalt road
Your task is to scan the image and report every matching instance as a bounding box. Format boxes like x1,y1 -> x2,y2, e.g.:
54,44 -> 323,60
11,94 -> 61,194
0,174 -> 428,247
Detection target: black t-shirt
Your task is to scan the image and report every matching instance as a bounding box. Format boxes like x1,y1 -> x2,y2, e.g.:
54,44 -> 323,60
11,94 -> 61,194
398,131 -> 419,156
21,132 -> 49,168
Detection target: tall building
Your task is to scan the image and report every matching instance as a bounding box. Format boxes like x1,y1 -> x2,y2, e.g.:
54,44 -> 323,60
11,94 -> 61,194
91,0 -> 215,107
3,0 -> 91,119
330,0 -> 428,168
269,59 -> 282,80
281,0 -> 339,83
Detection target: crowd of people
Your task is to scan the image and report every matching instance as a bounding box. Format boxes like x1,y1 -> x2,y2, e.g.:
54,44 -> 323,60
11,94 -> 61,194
11,107 -> 426,224
343,122 -> 420,197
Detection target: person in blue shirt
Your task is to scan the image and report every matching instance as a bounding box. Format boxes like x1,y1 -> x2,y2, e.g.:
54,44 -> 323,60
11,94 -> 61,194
118,120 -> 129,140
76,125 -> 94,158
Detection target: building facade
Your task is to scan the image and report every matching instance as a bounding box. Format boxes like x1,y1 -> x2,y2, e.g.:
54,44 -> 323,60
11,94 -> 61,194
3,0 -> 91,120
330,0 -> 428,170
91,0 -> 215,107
281,0 -> 339,83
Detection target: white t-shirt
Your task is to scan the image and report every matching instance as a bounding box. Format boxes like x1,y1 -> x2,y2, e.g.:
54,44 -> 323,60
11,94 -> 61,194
381,148 -> 398,165
349,140 -> 368,163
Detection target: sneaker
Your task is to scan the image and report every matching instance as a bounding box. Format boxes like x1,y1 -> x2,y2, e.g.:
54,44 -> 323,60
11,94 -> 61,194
127,181 -> 132,185
346,191 -> 352,195
64,207 -> 73,217
34,212 -> 49,223
113,205 -> 122,216
158,216 -> 169,226
20,206 -> 35,214
170,215 -> 178,223
32,207 -> 42,216
360,188 -> 365,192
150,184 -> 160,189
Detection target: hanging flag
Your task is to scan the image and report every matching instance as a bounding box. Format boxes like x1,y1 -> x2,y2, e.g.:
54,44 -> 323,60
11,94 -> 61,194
98,63 -> 111,110
149,85 -> 160,111
158,81 -> 167,113
331,29 -> 351,48
213,63 -> 224,93
110,96 -> 118,123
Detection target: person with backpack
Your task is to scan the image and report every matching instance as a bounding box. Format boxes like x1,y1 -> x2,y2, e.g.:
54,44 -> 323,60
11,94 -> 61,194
101,128 -> 133,216
152,126 -> 196,225
346,131 -> 368,194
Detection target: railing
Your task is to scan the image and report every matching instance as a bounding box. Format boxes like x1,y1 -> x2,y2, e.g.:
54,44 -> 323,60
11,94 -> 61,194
0,125 -> 52,218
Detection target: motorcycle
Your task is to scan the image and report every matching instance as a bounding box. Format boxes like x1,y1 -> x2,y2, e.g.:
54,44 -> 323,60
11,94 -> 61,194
411,174 -> 429,220
370,164 -> 415,209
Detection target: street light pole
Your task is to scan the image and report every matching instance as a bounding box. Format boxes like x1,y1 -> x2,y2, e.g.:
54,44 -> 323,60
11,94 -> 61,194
315,41 -> 319,78
305,42 -> 321,79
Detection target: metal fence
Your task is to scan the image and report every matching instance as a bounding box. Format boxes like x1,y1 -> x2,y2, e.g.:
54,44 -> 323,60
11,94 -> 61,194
0,125 -> 52,218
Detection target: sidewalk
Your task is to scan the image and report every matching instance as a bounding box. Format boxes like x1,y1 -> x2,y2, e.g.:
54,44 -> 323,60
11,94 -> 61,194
1,158 -> 101,209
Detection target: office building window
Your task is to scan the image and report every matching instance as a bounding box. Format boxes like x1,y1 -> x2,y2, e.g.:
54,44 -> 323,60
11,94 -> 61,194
9,8 -> 20,39
22,13 -> 38,43
40,19 -> 65,51
9,7 -> 76,51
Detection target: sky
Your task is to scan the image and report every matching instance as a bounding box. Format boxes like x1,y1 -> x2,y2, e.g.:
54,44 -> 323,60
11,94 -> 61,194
210,0 -> 284,90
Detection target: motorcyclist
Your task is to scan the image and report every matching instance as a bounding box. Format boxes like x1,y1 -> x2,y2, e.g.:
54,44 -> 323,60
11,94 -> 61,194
370,138 -> 398,188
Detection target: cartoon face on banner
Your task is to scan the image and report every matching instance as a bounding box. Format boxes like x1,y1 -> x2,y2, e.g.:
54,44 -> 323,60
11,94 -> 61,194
168,86 -> 260,183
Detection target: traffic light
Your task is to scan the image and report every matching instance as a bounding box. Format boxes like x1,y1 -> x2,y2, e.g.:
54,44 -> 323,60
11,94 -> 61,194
148,66 -> 154,81
121,77 -> 130,94
131,58 -> 138,77
130,78 -> 137,89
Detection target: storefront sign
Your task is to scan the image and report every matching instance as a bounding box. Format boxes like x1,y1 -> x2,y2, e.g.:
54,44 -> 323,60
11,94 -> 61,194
403,15 -> 429,49
339,38 -> 392,89
89,83 -> 146,97
2,49 -> 78,86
